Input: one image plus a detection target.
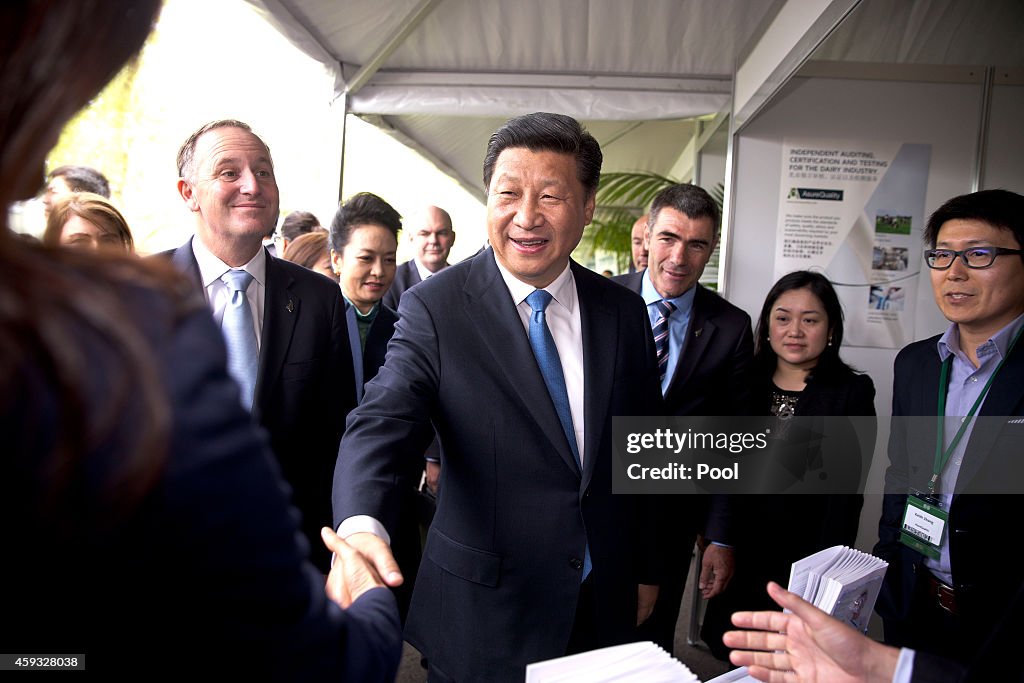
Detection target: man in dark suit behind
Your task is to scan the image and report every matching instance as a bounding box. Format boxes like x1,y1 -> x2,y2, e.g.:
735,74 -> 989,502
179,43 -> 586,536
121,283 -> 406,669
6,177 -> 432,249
168,119 -> 356,573
612,183 -> 755,655
874,189 -> 1024,666
381,205 -> 456,311
331,113 -> 664,682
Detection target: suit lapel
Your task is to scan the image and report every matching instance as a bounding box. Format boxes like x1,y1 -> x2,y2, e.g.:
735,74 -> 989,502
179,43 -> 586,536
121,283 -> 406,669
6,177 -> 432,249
171,238 -> 204,292
463,252 -> 580,477
344,304 -> 365,402
255,254 -> 299,419
575,264 -> 614,491
408,261 -> 423,287
666,287 -> 716,395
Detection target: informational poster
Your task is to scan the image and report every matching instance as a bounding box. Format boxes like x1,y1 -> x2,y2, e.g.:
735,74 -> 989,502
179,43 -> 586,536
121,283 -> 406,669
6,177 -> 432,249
775,139 -> 931,348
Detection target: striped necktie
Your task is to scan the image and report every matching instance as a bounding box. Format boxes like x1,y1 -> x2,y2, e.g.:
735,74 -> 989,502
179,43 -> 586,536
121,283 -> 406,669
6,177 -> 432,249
653,299 -> 676,383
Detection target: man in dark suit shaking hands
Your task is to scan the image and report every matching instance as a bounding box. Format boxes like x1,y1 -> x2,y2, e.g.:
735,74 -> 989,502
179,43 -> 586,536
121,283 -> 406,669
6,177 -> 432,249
613,183 -> 754,655
170,120 -> 356,573
332,113 -> 663,682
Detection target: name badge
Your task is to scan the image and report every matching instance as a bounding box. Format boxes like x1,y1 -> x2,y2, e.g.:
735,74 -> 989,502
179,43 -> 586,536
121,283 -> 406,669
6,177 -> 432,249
899,490 -> 948,560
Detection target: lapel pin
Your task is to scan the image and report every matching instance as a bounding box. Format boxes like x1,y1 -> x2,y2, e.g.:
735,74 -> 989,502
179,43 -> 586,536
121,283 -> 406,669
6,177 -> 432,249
694,328 -> 702,337
286,299 -> 294,313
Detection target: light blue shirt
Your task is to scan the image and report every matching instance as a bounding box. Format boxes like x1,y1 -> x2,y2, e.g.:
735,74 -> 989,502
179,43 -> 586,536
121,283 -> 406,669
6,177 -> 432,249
927,312 -> 1024,584
641,270 -> 697,395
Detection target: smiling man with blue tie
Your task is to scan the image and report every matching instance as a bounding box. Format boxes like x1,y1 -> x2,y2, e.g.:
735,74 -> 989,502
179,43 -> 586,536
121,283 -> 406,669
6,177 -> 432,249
168,120 -> 356,573
332,113 -> 664,682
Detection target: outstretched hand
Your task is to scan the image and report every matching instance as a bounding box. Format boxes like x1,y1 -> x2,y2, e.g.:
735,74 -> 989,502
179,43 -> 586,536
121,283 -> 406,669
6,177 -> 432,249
322,528 -> 403,608
723,581 -> 899,683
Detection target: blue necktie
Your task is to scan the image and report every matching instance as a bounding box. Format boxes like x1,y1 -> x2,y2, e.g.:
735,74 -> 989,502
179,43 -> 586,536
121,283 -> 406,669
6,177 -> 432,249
526,289 -> 591,581
221,269 -> 258,411
652,299 -> 676,385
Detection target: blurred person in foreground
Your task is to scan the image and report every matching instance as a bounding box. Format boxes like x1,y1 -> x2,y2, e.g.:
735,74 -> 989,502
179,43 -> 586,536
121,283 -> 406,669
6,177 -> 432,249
283,229 -> 335,281
42,191 -> 134,252
0,1 -> 400,678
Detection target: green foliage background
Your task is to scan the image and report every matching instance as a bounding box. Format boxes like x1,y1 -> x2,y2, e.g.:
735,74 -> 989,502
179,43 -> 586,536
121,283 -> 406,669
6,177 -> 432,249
576,173 -> 724,282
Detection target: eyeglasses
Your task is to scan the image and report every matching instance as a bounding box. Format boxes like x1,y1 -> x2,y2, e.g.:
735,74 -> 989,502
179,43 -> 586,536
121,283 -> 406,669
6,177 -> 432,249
924,247 -> 1024,270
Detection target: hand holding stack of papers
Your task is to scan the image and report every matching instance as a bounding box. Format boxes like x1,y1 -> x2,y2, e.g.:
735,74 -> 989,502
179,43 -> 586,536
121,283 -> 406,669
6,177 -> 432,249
706,545 -> 888,683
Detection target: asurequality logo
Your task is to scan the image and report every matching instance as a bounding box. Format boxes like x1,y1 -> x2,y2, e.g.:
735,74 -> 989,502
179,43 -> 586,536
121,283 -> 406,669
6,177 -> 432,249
787,187 -> 844,201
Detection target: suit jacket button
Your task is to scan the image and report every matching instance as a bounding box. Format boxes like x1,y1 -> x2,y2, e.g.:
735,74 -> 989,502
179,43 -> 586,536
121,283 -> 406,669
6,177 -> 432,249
570,558 -> 583,570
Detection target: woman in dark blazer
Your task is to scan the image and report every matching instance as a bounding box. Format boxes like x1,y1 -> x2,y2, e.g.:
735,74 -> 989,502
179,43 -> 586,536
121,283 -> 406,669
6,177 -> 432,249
702,270 -> 877,658
329,192 -> 421,620
1,2 -> 402,678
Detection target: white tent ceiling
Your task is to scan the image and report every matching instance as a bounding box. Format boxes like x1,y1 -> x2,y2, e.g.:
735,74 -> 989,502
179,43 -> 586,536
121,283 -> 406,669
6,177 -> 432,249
248,0 -> 1024,201
248,0 -> 782,199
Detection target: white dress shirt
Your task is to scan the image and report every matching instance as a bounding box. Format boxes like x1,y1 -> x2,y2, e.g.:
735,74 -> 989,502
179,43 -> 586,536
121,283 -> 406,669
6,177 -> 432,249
496,259 -> 586,465
191,236 -> 266,349
413,257 -> 444,282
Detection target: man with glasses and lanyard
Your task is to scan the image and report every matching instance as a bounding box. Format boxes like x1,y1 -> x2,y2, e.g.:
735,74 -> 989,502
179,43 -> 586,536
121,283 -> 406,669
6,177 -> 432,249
874,189 -> 1024,675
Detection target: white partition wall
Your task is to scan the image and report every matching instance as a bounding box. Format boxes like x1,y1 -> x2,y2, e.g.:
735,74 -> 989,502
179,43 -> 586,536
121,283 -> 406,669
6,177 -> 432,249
723,68 -> 1024,550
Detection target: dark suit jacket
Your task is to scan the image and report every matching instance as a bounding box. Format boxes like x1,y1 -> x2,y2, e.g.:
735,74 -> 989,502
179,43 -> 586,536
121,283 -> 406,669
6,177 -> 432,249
911,579 -> 1024,682
381,259 -> 422,311
334,251 -> 663,682
4,270 -> 399,680
874,333 -> 1024,660
168,239 -> 356,571
345,302 -> 399,402
759,368 -> 876,549
613,272 -> 754,544
613,272 -> 755,418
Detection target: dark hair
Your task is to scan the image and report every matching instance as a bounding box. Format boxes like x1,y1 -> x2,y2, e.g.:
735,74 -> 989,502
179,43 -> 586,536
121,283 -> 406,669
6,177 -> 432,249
43,191 -> 134,251
1,0 -> 172,520
482,113 -> 602,195
329,192 -> 402,253
754,270 -> 855,379
280,210 -> 322,242
283,231 -> 330,272
176,119 -> 269,180
925,189 -> 1024,251
649,183 -> 721,233
48,165 -> 110,197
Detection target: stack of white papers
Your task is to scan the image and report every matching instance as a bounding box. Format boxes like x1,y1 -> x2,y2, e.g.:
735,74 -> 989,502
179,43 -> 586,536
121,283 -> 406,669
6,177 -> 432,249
707,545 -> 888,683
525,641 -> 699,682
787,545 -> 887,634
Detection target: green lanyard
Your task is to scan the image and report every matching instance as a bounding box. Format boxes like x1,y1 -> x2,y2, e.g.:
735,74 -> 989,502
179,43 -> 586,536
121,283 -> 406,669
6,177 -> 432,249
932,325 -> 1024,492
